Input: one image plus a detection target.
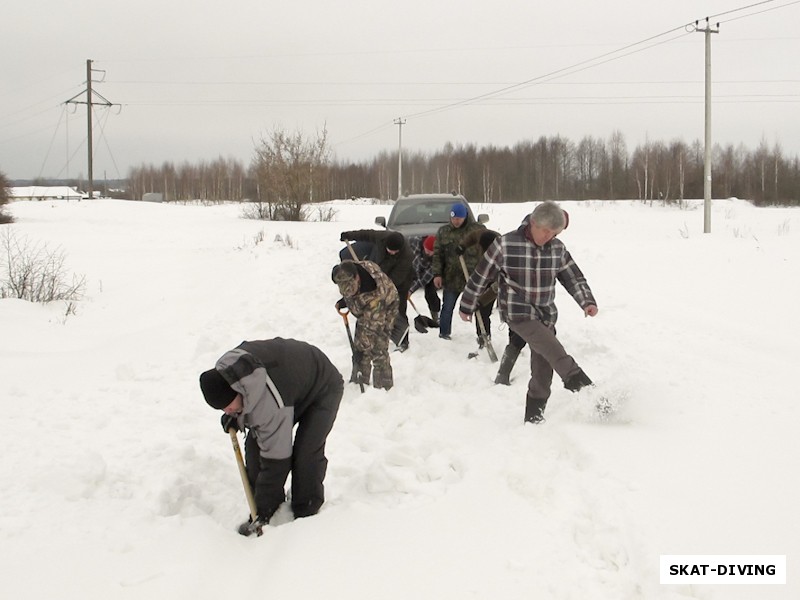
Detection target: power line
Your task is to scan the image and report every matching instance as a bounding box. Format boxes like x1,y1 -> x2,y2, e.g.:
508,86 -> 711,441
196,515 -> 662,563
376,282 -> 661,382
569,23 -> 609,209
103,76 -> 800,87
334,0 -> 800,147
115,95 -> 799,107
707,0 -> 800,20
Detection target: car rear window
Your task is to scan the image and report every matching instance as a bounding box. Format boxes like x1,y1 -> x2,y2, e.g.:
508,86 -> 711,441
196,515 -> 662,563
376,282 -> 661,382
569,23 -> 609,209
392,202 -> 462,225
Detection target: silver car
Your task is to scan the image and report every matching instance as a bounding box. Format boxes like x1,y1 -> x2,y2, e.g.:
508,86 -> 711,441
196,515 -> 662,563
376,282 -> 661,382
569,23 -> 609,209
374,193 -> 489,239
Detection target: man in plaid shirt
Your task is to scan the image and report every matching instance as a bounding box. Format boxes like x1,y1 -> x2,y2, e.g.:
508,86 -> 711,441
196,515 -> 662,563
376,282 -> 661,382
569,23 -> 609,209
459,201 -> 598,424
409,235 -> 440,325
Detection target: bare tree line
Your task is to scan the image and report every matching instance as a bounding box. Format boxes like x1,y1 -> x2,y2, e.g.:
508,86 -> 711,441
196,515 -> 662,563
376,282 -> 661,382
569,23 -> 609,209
127,157 -> 249,205
0,170 -> 12,223
126,130 -> 800,207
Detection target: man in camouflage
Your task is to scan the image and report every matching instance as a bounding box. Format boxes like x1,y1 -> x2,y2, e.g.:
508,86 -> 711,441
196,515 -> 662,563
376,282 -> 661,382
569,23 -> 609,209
432,202 -> 486,340
332,260 -> 399,390
339,229 -> 414,351
456,228 -> 500,346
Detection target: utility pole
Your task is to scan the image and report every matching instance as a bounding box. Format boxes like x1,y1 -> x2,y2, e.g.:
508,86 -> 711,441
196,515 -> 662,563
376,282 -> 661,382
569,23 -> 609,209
394,117 -> 406,199
65,59 -> 117,200
695,18 -> 719,233
86,59 -> 94,200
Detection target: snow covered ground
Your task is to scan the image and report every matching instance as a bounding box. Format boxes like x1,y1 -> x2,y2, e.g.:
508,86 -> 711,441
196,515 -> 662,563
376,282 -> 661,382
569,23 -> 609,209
1,197 -> 797,599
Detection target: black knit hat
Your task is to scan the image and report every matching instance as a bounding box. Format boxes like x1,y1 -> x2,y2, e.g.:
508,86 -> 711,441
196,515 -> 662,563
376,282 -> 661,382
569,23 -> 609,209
386,232 -> 404,252
199,369 -> 237,409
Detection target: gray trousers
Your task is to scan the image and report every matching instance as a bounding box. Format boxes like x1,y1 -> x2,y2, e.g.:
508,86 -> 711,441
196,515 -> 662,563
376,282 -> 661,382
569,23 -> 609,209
508,319 -> 580,417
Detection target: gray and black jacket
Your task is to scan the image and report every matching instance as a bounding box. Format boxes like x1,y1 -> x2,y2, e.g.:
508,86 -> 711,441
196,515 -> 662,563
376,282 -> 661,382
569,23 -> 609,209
215,338 -> 343,519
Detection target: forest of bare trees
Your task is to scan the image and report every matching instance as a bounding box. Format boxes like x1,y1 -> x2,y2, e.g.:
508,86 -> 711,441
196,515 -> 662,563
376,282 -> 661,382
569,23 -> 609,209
126,131 -> 800,208
0,170 -> 12,223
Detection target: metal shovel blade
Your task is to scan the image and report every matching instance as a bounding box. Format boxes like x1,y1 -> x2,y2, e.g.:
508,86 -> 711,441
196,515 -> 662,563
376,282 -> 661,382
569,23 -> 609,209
414,315 -> 429,333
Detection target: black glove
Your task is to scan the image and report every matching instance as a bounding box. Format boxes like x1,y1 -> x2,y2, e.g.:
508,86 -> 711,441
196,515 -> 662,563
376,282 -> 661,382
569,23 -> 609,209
340,232 -> 351,242
352,349 -> 364,364
220,413 -> 239,433
455,244 -> 466,255
336,297 -> 347,310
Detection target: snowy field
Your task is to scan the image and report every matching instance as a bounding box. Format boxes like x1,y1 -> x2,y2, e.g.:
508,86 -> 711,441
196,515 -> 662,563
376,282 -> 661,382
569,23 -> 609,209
1,197 -> 798,599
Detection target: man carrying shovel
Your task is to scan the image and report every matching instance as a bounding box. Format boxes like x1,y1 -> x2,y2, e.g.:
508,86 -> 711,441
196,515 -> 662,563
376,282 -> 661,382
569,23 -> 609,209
408,235 -> 440,333
200,338 -> 343,535
339,229 -> 413,351
331,260 -> 399,390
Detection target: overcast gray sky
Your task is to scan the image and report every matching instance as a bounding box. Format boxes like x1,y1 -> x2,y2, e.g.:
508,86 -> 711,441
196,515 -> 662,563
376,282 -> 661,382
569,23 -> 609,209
2,0 -> 799,181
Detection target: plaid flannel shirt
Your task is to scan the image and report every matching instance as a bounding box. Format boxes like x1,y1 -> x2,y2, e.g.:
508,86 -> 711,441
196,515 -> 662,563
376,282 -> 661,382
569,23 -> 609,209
409,237 -> 434,294
459,222 -> 596,327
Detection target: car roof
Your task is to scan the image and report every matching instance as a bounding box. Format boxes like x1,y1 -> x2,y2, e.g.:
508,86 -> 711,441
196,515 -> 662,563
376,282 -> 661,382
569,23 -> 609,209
396,193 -> 467,204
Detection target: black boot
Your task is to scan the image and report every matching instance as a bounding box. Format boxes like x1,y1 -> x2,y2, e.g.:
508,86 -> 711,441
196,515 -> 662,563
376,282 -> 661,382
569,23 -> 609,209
563,368 -> 593,392
524,396 -> 547,424
494,345 -> 522,385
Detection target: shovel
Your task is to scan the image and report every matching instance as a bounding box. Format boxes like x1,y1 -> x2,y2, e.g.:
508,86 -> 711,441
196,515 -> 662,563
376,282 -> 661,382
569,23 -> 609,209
344,240 -> 359,261
338,306 -> 366,393
408,296 -> 438,333
458,255 -> 498,362
229,429 -> 263,537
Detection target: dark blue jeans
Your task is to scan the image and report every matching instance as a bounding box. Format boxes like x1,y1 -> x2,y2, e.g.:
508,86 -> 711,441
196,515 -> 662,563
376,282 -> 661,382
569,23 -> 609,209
439,289 -> 461,336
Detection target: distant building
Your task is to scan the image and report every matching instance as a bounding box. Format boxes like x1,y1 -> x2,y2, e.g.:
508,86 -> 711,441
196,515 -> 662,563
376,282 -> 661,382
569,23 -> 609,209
142,192 -> 163,203
10,186 -> 87,201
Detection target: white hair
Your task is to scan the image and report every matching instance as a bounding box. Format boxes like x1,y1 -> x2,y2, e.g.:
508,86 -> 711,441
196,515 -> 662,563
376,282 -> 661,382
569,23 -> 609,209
531,201 -> 566,230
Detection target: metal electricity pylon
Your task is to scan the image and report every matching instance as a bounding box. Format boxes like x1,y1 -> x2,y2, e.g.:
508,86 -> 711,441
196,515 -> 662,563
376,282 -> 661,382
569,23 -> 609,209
64,59 -> 118,200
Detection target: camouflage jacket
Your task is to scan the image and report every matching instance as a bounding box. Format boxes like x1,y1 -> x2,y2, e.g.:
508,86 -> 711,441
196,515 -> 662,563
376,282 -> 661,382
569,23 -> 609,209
431,218 -> 486,292
460,228 -> 500,306
344,260 -> 399,336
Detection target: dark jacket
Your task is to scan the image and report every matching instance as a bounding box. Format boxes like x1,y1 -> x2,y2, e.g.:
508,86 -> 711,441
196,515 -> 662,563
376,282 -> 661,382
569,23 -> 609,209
341,229 -> 414,292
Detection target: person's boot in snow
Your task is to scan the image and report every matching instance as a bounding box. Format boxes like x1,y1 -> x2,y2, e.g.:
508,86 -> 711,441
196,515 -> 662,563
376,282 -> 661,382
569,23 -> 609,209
494,344 -> 522,385
524,395 -> 547,424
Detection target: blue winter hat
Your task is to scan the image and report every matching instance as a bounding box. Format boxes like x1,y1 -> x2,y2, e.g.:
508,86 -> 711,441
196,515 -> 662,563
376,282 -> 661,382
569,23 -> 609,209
450,203 -> 468,219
